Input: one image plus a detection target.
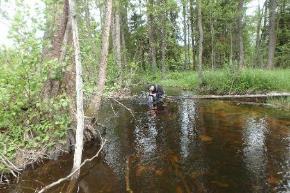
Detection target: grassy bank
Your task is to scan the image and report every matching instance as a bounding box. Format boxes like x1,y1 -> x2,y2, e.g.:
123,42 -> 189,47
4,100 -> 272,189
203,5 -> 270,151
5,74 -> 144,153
136,68 -> 290,94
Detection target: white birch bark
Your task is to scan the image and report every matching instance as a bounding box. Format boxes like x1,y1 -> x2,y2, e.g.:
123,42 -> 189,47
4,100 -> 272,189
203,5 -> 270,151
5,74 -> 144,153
68,0 -> 85,179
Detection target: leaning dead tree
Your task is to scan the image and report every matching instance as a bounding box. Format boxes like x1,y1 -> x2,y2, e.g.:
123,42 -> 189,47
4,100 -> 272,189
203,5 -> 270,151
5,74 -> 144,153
68,0 -> 85,180
87,0 -> 113,117
37,0 -> 92,192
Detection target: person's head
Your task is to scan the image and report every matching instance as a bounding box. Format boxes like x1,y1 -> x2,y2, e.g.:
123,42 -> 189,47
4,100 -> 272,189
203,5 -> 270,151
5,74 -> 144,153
149,85 -> 155,92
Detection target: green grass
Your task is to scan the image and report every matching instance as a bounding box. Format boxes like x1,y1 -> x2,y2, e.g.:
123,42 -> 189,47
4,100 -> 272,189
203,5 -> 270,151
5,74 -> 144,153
136,68 -> 290,94
267,97 -> 290,109
135,71 -> 199,89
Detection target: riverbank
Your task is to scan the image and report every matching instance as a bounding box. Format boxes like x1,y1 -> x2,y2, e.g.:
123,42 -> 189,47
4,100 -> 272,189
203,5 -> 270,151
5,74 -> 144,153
0,95 -> 71,177
1,68 -> 290,178
135,68 -> 290,94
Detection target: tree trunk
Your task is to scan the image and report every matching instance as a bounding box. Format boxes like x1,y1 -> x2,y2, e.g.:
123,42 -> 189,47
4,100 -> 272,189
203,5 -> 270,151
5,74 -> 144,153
121,30 -> 128,68
197,0 -> 203,81
230,25 -> 233,66
160,0 -> 167,72
147,0 -> 157,71
41,0 -> 69,99
120,3 -> 128,70
254,2 -> 263,67
210,14 -> 215,69
68,0 -> 84,179
182,0 -> 188,69
260,0 -> 268,63
237,0 -> 244,68
189,0 -> 195,69
112,5 -> 122,82
59,18 -> 71,62
267,0 -> 277,69
84,0 -> 91,28
87,0 -> 113,117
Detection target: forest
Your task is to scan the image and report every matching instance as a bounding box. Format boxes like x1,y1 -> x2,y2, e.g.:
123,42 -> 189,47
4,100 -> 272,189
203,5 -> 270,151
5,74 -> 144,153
0,0 -> 290,192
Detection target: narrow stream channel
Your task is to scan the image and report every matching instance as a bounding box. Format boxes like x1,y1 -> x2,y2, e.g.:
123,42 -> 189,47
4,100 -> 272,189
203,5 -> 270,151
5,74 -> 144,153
1,92 -> 290,193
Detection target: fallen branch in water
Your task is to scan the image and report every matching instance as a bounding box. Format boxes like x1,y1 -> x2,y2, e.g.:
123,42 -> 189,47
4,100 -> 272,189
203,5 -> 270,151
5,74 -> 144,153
37,139 -> 106,193
111,98 -> 136,120
0,153 -> 22,180
166,93 -> 290,100
110,103 -> 118,116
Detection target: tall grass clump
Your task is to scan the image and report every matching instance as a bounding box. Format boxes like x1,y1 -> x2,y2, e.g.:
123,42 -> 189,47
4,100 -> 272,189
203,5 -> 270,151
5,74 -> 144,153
203,68 -> 290,94
135,71 -> 199,89
135,68 -> 290,94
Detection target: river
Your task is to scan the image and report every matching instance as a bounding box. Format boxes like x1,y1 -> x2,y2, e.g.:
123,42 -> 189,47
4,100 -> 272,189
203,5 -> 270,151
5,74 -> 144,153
1,91 -> 290,193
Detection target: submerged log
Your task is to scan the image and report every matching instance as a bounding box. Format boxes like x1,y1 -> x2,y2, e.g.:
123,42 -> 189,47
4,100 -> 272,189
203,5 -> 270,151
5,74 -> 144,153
110,92 -> 290,102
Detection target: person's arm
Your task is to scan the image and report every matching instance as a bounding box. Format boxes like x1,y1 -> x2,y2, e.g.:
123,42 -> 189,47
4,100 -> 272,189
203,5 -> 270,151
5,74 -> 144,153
149,91 -> 156,97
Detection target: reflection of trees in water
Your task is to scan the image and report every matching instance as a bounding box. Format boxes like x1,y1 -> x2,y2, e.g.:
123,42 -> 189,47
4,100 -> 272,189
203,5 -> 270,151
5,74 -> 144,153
178,98 -> 209,192
278,131 -> 290,192
243,117 -> 268,192
101,106 -> 126,185
179,99 -> 197,159
280,153 -> 290,192
134,111 -> 158,162
103,129 -> 122,177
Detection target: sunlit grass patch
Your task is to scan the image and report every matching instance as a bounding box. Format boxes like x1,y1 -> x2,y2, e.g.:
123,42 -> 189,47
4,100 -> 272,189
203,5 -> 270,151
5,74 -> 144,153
137,68 -> 290,94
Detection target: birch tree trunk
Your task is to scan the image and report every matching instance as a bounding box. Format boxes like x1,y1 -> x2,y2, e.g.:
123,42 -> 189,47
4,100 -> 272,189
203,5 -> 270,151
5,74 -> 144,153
87,0 -> 113,117
197,0 -> 203,81
267,0 -> 277,69
68,0 -> 84,179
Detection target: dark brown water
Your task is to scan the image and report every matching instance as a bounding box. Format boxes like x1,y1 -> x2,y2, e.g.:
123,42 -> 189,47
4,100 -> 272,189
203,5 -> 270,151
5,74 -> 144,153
1,93 -> 290,193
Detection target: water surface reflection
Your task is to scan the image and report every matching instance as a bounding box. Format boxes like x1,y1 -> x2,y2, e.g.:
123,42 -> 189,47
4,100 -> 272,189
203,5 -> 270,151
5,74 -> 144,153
1,99 -> 290,193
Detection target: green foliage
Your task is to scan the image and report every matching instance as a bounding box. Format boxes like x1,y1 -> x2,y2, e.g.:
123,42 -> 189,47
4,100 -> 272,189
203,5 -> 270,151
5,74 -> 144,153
0,1 -> 70,171
137,68 -> 290,94
203,68 -> 290,94
0,94 -> 70,171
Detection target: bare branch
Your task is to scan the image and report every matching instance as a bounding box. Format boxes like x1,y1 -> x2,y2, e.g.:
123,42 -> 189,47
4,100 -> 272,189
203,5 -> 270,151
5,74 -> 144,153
37,139 -> 106,193
111,98 -> 136,120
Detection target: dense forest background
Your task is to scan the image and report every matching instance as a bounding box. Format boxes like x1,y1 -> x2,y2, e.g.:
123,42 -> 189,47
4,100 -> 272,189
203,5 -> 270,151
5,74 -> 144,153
0,0 -> 290,173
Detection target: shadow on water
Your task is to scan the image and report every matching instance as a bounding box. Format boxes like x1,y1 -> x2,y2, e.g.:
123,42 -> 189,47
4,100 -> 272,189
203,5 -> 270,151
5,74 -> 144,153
1,91 -> 290,193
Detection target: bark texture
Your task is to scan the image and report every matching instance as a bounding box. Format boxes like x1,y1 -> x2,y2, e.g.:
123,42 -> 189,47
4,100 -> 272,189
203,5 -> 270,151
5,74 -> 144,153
68,0 -> 85,179
112,5 -> 122,80
41,0 -> 70,99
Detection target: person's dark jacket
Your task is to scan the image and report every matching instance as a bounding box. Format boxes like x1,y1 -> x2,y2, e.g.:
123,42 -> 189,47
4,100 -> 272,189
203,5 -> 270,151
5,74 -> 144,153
148,84 -> 164,102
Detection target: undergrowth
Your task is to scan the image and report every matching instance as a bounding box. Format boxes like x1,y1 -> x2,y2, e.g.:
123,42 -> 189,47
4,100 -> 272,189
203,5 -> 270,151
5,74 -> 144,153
136,68 -> 290,94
